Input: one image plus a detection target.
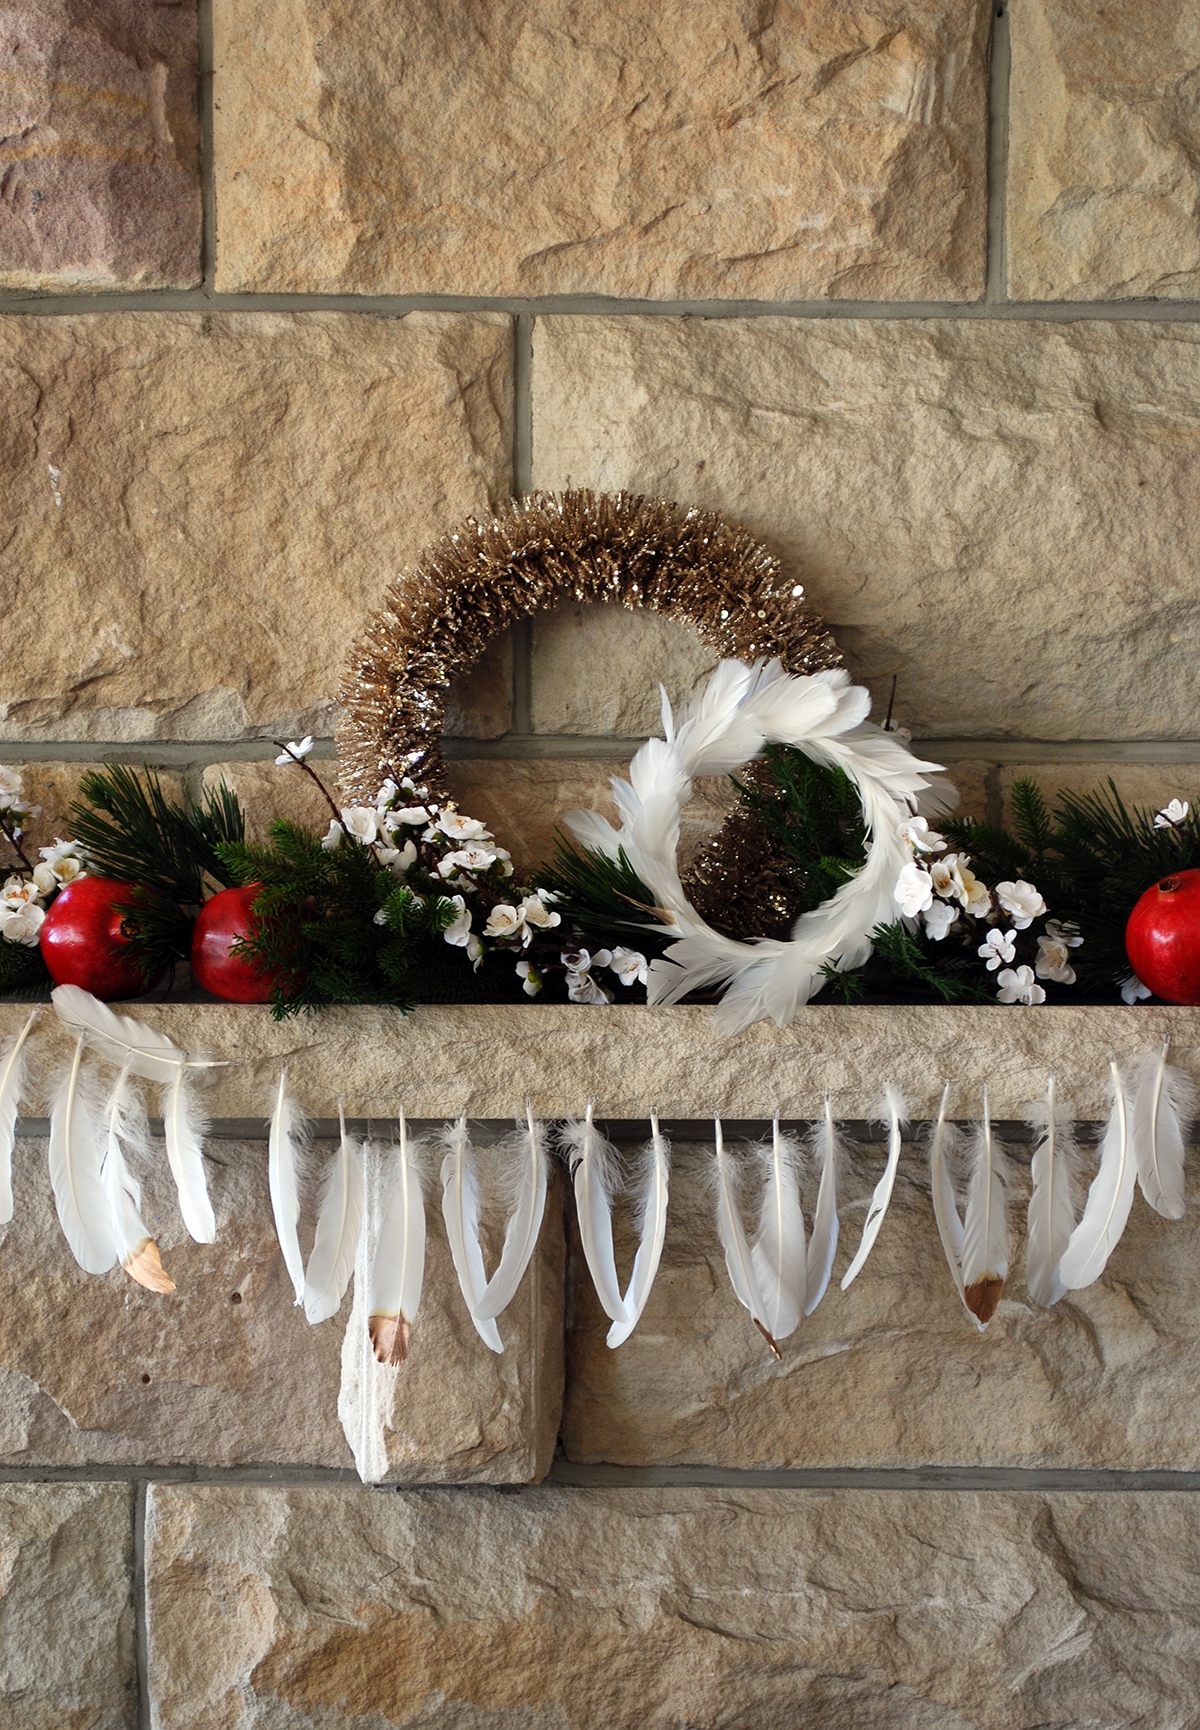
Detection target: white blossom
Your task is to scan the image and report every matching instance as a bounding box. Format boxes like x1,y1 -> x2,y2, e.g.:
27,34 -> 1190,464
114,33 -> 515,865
0,900 -> 44,945
438,845 -> 497,877
373,907 -> 389,926
609,945 -> 649,985
35,839 -> 85,886
391,805 -> 430,827
437,811 -> 488,841
376,839 -> 418,876
566,969 -> 613,1006
320,819 -> 344,851
960,866 -> 992,919
483,903 -> 526,942
561,947 -> 611,973
31,863 -> 58,896
515,958 -> 542,997
275,736 -> 314,766
339,806 -> 380,845
442,896 -> 473,946
0,767 -> 22,802
899,816 -> 944,854
1121,973 -> 1152,1005
466,933 -> 483,969
894,861 -> 934,916
978,927 -> 1017,971
996,964 -> 1046,1006
930,855 -> 967,904
2,876 -> 40,906
1154,798 -> 1190,830
520,895 -> 561,931
923,900 -> 958,941
1035,932 -> 1077,985
994,879 -> 1047,930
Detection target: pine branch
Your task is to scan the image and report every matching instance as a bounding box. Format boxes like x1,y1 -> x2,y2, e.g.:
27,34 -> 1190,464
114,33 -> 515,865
70,766 -> 246,902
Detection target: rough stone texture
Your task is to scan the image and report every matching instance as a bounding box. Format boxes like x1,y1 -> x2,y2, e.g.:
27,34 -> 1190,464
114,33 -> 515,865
146,1482 -> 1200,1729
532,315 -> 1200,742
0,760 -> 185,858
999,761 -> 1200,828
0,311 -> 512,742
931,755 -> 991,823
200,756 -> 341,846
0,1136 -> 562,1477
0,1483 -> 134,1730
1008,0 -> 1200,301
2,1001 -> 1194,1120
565,1140 -> 1200,1470
212,0 -> 989,300
531,602 -> 719,735
0,0 -> 201,290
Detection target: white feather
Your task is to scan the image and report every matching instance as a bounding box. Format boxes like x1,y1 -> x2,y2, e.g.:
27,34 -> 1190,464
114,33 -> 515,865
712,1118 -> 777,1353
748,1117 -> 807,1344
267,1069 -> 308,1304
606,1111 -> 671,1349
959,1089 -> 1010,1330
304,1100 -> 365,1325
0,1009 -> 37,1224
927,1083 -> 966,1303
561,1105 -> 628,1325
367,1110 -> 428,1363
101,1061 -> 174,1293
803,1099 -> 842,1315
841,1084 -> 907,1290
475,1103 -> 549,1322
1026,1076 -> 1082,1309
1059,1061 -> 1136,1291
1131,1039 -> 1194,1221
51,984 -> 224,1082
439,1116 -> 503,1353
160,1063 -> 215,1244
338,1139 -> 399,1483
48,1037 -> 117,1275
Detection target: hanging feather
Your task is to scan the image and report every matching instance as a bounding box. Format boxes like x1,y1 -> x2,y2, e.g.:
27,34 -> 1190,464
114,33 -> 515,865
160,1063 -> 215,1244
51,985 -> 227,1082
841,1084 -> 907,1290
712,1117 -> 778,1356
560,1104 -> 629,1327
48,1037 -> 118,1275
606,1111 -> 671,1349
0,1008 -> 37,1225
101,1060 -> 173,1294
303,1100 -> 365,1325
268,1069 -> 308,1305
927,1083 -> 966,1305
339,1138 -> 401,1483
1058,1060 -> 1136,1291
474,1102 -> 549,1323
748,1116 -> 807,1345
1025,1076 -> 1082,1309
959,1088 -> 1010,1328
803,1098 -> 842,1316
368,1110 -> 429,1364
439,1115 -> 503,1353
1131,1039 -> 1194,1221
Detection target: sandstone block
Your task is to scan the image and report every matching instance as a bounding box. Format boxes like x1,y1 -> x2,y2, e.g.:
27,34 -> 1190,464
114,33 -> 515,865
146,1482 -> 1200,1728
530,602 -> 719,736
0,1483 -> 134,1730
0,761 -> 185,861
213,0 -> 988,299
0,0 -> 200,289
999,761 -> 1200,829
533,315 -> 1200,741
1008,1 -> 1200,300
0,312 -> 512,743
565,1138 -> 1200,1470
0,1136 -> 562,1479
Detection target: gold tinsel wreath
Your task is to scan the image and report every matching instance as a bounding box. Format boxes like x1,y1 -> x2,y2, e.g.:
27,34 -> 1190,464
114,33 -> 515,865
339,489 -> 844,942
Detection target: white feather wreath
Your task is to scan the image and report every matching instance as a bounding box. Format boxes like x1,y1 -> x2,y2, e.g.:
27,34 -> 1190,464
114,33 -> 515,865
566,658 -> 953,1034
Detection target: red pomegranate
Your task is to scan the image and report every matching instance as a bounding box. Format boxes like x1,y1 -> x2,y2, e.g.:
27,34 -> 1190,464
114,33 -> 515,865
39,878 -> 149,1000
1125,869 -> 1200,1004
191,884 -> 281,1003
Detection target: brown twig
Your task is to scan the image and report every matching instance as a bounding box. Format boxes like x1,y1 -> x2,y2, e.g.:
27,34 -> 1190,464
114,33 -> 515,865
272,742 -> 344,830
0,811 -> 34,872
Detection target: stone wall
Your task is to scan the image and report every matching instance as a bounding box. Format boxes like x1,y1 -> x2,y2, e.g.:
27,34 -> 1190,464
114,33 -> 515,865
4,1 -> 1200,1724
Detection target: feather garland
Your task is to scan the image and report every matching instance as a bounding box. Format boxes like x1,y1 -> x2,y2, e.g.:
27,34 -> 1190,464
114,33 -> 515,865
1131,1039 -> 1194,1221
959,1089 -> 1010,1328
605,1111 -> 671,1349
101,1060 -> 173,1294
1058,1060 -> 1136,1291
0,1008 -> 37,1224
1025,1076 -> 1082,1309
841,1084 -> 907,1290
560,1104 -> 629,1327
749,1116 -> 807,1345
474,1103 -> 548,1322
304,1100 -> 365,1325
51,985 -> 226,1082
160,1064 -> 215,1244
268,1069 -> 308,1305
712,1117 -> 778,1356
48,1037 -> 118,1275
339,1138 -> 400,1482
439,1115 -> 503,1353
803,1099 -> 842,1316
927,1083 -> 966,1304
368,1110 -> 429,1364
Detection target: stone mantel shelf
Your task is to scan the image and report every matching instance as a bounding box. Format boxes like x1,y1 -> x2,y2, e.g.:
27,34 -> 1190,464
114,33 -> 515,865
1,1002 -> 1196,1121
